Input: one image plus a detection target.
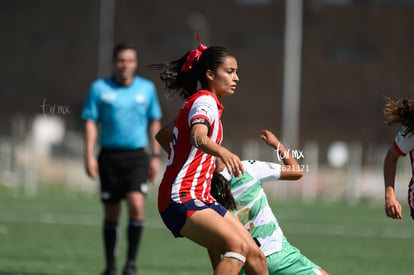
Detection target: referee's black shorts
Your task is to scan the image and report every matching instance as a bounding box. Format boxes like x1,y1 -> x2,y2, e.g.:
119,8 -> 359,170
98,148 -> 149,203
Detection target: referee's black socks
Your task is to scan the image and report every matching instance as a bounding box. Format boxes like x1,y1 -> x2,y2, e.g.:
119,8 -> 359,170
103,221 -> 118,271
126,219 -> 144,267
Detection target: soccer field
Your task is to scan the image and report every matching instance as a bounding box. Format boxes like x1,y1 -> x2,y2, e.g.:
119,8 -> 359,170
0,184 -> 413,275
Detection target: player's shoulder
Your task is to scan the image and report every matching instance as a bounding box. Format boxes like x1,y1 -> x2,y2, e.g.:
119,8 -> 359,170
89,77 -> 114,94
241,160 -> 260,172
394,126 -> 414,153
188,90 -> 211,100
192,91 -> 219,107
91,77 -> 107,87
242,160 -> 257,166
242,160 -> 266,166
396,127 -> 414,142
242,160 -> 280,171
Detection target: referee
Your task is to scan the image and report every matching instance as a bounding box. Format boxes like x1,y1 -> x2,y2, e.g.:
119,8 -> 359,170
82,43 -> 162,275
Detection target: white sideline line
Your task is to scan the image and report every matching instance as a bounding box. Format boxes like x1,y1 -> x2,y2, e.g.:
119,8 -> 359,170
284,224 -> 414,239
0,212 -> 165,228
0,224 -> 8,234
1,212 -> 413,239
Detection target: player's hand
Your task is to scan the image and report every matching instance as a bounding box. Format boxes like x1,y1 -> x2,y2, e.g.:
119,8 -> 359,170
148,157 -> 160,183
86,156 -> 99,180
261,130 -> 280,148
385,196 -> 403,219
219,148 -> 244,177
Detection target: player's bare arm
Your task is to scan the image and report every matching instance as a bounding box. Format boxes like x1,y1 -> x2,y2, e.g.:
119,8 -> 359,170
148,119 -> 162,183
155,121 -> 174,153
191,123 -> 244,177
384,146 -> 403,219
85,119 -> 99,179
260,129 -> 303,180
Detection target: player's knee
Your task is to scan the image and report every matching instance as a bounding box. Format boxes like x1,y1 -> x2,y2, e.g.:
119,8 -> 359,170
128,209 -> 144,220
227,238 -> 249,257
222,251 -> 246,264
127,202 -> 144,220
245,246 -> 267,272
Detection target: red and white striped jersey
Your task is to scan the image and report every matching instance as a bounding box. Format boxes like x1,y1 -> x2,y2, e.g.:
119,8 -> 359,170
158,90 -> 223,213
393,126 -> 414,208
394,127 -> 414,158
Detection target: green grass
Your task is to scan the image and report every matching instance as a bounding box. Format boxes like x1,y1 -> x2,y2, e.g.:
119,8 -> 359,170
0,184 -> 413,275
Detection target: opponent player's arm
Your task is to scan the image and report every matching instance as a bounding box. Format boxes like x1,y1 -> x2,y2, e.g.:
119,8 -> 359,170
383,145 -> 402,219
155,121 -> 174,153
191,123 -> 244,177
260,129 -> 303,180
84,119 -> 99,179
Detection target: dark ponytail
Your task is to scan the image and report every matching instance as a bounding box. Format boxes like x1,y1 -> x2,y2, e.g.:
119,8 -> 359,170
148,44 -> 235,99
147,52 -> 198,99
384,97 -> 414,136
210,171 -> 237,211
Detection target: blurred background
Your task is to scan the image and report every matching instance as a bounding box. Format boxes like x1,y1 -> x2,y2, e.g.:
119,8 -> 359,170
1,0 -> 414,203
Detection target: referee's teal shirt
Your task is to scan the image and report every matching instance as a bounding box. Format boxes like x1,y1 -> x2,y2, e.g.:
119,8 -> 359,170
82,76 -> 162,149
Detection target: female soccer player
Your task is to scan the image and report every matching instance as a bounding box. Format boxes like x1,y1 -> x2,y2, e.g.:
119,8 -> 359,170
211,130 -> 330,275
383,97 -> 414,220
151,36 -> 268,275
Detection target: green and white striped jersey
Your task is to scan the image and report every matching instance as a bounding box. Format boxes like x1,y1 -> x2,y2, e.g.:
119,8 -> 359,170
220,160 -> 283,256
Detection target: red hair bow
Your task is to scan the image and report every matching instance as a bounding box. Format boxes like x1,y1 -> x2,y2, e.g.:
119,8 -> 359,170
181,34 -> 207,73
